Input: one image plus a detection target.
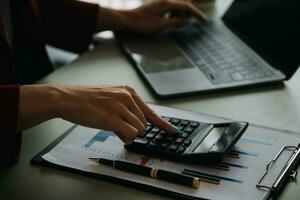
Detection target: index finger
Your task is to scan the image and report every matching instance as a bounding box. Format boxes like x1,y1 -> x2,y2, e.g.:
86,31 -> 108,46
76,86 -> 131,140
131,93 -> 182,135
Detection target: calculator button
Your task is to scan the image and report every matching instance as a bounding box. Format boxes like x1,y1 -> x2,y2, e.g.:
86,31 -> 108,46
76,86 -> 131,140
178,146 -> 186,153
185,127 -> 194,133
176,126 -> 185,132
149,140 -> 158,147
170,118 -> 180,125
159,142 -> 170,150
184,139 -> 192,146
160,130 -> 166,135
181,120 -> 189,126
175,138 -> 184,144
155,133 -> 164,141
190,122 -> 200,128
134,138 -> 149,145
162,116 -> 171,122
146,126 -> 152,132
180,132 -> 190,138
151,127 -> 160,133
145,132 -> 156,139
165,136 -> 174,142
168,144 -> 178,151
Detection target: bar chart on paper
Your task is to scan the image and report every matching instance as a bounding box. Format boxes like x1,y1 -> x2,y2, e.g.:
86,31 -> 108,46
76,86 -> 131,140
77,127 -> 277,189
81,130 -> 157,166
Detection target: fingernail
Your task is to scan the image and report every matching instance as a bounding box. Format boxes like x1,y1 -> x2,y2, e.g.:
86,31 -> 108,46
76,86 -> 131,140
171,124 -> 182,135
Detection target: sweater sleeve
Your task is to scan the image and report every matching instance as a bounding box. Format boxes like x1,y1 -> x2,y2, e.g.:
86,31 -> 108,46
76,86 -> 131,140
36,0 -> 99,53
0,85 -> 21,164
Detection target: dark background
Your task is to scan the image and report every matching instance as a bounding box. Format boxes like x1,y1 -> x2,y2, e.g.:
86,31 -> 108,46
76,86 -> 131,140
223,0 -> 300,79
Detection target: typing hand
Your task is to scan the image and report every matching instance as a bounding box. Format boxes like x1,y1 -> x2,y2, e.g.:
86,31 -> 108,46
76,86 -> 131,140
96,0 -> 207,33
125,0 -> 207,33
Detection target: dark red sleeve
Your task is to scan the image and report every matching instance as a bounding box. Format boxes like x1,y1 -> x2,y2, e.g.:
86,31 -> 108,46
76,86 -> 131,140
0,85 -> 21,164
36,0 -> 99,53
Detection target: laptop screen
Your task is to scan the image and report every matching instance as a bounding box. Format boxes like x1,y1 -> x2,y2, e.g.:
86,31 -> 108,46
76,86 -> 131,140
223,0 -> 300,79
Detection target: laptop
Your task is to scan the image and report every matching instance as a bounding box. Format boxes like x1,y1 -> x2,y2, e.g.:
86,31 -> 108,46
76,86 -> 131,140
118,0 -> 300,98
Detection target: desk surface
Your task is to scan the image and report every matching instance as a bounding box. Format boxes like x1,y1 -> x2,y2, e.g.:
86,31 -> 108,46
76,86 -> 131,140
1,0 -> 299,199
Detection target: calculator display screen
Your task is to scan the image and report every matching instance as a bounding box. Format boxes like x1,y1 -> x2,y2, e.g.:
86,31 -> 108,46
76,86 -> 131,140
193,127 -> 226,153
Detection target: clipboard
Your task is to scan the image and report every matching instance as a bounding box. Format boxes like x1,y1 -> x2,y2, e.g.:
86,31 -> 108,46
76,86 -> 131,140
257,144 -> 300,200
31,104 -> 300,200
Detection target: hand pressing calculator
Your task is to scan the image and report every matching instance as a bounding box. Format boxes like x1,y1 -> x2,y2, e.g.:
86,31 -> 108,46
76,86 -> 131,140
124,117 -> 248,163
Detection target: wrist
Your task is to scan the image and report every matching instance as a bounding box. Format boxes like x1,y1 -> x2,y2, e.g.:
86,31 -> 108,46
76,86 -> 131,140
95,7 -> 134,32
18,84 -> 65,131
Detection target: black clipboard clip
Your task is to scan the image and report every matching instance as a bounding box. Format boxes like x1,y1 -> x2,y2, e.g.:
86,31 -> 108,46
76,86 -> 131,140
256,144 -> 300,194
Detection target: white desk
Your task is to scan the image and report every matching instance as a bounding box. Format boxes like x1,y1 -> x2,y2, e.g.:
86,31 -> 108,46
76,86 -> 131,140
1,0 -> 299,199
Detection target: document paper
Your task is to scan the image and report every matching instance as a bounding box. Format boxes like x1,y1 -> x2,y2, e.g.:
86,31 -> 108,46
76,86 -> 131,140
42,104 -> 300,200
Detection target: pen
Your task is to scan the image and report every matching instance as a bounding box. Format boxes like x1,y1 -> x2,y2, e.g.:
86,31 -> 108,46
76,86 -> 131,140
89,157 -> 200,188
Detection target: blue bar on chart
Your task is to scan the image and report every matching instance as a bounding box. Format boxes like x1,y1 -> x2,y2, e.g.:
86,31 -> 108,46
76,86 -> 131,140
83,131 -> 116,148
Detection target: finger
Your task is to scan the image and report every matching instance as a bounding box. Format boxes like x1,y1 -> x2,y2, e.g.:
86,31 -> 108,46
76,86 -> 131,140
171,0 -> 192,6
161,17 -> 185,28
131,93 -> 178,135
115,120 -> 139,144
121,106 -> 146,136
118,87 -> 147,130
166,0 -> 208,21
127,97 -> 148,128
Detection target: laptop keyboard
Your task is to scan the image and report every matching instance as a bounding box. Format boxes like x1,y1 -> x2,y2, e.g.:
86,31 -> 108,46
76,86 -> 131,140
168,21 -> 274,84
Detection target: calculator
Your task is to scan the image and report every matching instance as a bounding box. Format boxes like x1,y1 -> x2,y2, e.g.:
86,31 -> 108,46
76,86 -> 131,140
124,117 -> 248,163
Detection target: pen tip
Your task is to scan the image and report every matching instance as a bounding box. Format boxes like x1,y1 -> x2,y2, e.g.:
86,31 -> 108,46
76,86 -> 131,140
89,157 -> 99,163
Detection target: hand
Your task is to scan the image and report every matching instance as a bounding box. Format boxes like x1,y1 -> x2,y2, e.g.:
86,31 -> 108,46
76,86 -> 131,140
18,84 -> 175,144
126,0 -> 207,33
96,0 -> 206,33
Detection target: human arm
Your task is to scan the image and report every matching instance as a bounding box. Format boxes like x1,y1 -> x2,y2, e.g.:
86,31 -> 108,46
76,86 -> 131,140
95,0 -> 207,33
18,84 -> 175,144
35,0 -> 205,52
1,84 -> 173,163
0,85 -> 21,164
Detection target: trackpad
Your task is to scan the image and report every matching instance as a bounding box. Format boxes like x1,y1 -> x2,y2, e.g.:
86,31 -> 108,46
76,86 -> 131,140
123,36 -> 194,73
121,34 -> 212,96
